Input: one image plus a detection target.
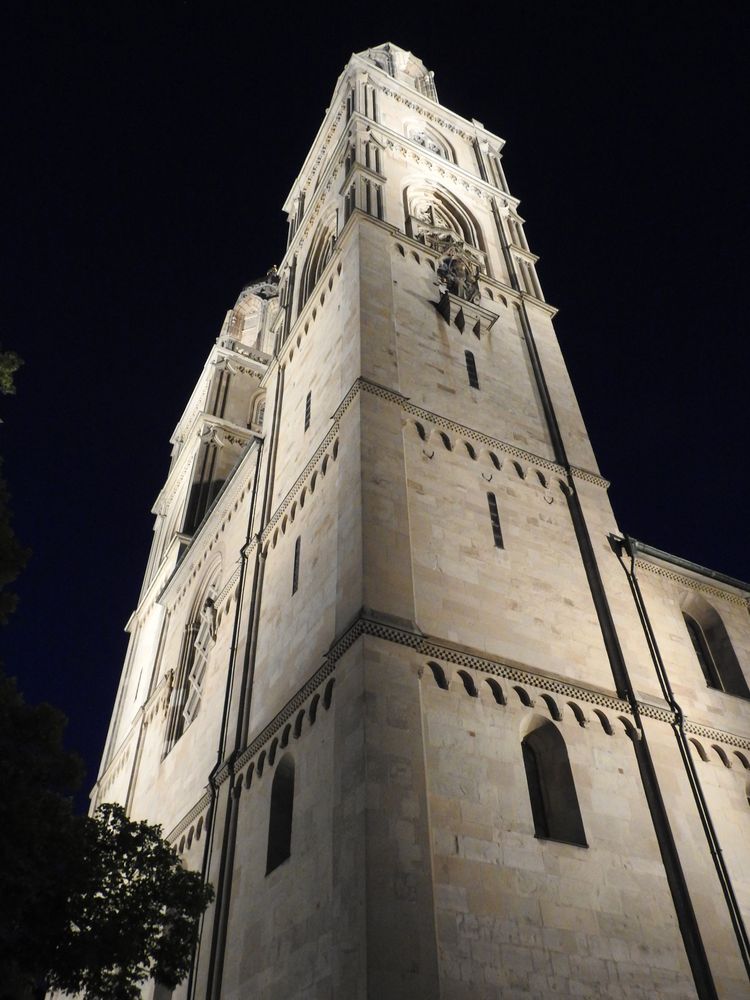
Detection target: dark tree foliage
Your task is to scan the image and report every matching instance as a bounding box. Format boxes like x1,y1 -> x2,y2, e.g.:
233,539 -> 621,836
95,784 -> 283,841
0,675 -> 85,999
0,347 -> 28,623
0,352 -> 212,998
0,468 -> 29,624
0,348 -> 23,398
47,803 -> 213,1000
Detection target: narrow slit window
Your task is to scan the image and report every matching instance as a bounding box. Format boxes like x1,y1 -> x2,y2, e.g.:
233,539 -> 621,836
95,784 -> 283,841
304,391 -> 311,431
292,536 -> 301,595
487,492 -> 503,548
465,350 -> 479,389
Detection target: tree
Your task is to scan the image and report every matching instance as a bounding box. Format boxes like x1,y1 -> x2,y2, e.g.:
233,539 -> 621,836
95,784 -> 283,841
0,694 -> 213,1000
0,469 -> 28,624
0,352 -> 212,998
0,675 -> 85,999
0,346 -> 27,623
47,804 -> 213,1000
0,348 -> 23,399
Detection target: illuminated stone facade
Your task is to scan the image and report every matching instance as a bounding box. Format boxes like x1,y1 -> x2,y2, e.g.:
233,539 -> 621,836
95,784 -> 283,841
95,44 -> 750,999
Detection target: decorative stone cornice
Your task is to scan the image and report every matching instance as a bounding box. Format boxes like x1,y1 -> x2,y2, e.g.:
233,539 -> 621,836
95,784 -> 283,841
167,792 -> 212,844
682,719 -> 750,752
570,467 -> 610,489
635,558 -> 750,608
153,412 -> 254,518
286,100 -> 348,210
259,422 -> 342,546
92,722 -> 139,805
161,607 -> 750,845
359,376 -> 608,487
331,614 -> 632,713
379,84 -> 475,141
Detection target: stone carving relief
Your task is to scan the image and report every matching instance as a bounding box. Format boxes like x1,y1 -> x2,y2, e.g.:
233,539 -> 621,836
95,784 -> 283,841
238,266 -> 279,301
199,594 -> 217,642
410,129 -> 444,157
436,250 -> 481,303
411,198 -> 483,303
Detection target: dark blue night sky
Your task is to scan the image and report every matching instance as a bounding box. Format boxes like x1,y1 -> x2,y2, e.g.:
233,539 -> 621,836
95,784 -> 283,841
3,2 -> 748,809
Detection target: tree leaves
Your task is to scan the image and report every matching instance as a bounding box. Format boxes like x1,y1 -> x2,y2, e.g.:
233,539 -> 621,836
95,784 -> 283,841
46,803 -> 213,1000
0,673 -> 85,999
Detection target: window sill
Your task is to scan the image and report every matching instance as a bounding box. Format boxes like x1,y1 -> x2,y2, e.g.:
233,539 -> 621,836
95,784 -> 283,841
534,834 -> 588,849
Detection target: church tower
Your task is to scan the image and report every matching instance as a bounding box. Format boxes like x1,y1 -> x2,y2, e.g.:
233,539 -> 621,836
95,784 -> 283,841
95,44 -> 750,999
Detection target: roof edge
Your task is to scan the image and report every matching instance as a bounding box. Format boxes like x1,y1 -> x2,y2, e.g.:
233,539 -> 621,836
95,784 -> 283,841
627,537 -> 750,595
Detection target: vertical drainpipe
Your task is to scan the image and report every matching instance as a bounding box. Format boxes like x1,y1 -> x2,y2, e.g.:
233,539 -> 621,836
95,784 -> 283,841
491,200 -> 718,999
203,360 -> 286,1000
614,535 -> 750,981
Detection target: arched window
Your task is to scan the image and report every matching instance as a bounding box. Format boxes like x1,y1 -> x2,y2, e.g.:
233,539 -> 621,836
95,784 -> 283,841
405,123 -> 455,162
182,595 -> 216,725
521,719 -> 586,846
405,185 -> 485,256
250,392 -> 266,431
300,222 -> 335,308
405,186 -> 486,302
266,754 -> 295,874
682,598 -> 749,697
164,577 -> 219,755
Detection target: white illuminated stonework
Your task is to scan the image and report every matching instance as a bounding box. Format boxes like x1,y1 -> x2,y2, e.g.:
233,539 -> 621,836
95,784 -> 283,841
95,44 -> 750,999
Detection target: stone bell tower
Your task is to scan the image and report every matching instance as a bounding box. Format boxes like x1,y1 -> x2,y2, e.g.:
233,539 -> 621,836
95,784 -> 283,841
95,43 -> 750,999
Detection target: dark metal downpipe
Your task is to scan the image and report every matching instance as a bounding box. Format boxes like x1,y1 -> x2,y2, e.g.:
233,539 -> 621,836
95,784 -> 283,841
614,534 -> 750,982
491,201 -> 718,998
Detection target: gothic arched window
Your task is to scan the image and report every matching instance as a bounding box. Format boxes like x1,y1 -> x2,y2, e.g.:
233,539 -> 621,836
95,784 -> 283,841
406,186 -> 484,254
521,719 -> 586,846
266,754 -> 295,874
682,598 -> 749,698
250,392 -> 266,431
405,123 -> 455,162
164,577 -> 219,755
405,186 -> 487,301
300,222 -> 336,308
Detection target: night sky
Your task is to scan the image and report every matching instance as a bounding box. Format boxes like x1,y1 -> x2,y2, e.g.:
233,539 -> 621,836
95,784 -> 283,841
3,3 -> 749,809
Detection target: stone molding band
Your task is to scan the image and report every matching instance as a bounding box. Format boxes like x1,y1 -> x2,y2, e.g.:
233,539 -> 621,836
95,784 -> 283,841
635,558 -> 750,609
164,610 -> 750,841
